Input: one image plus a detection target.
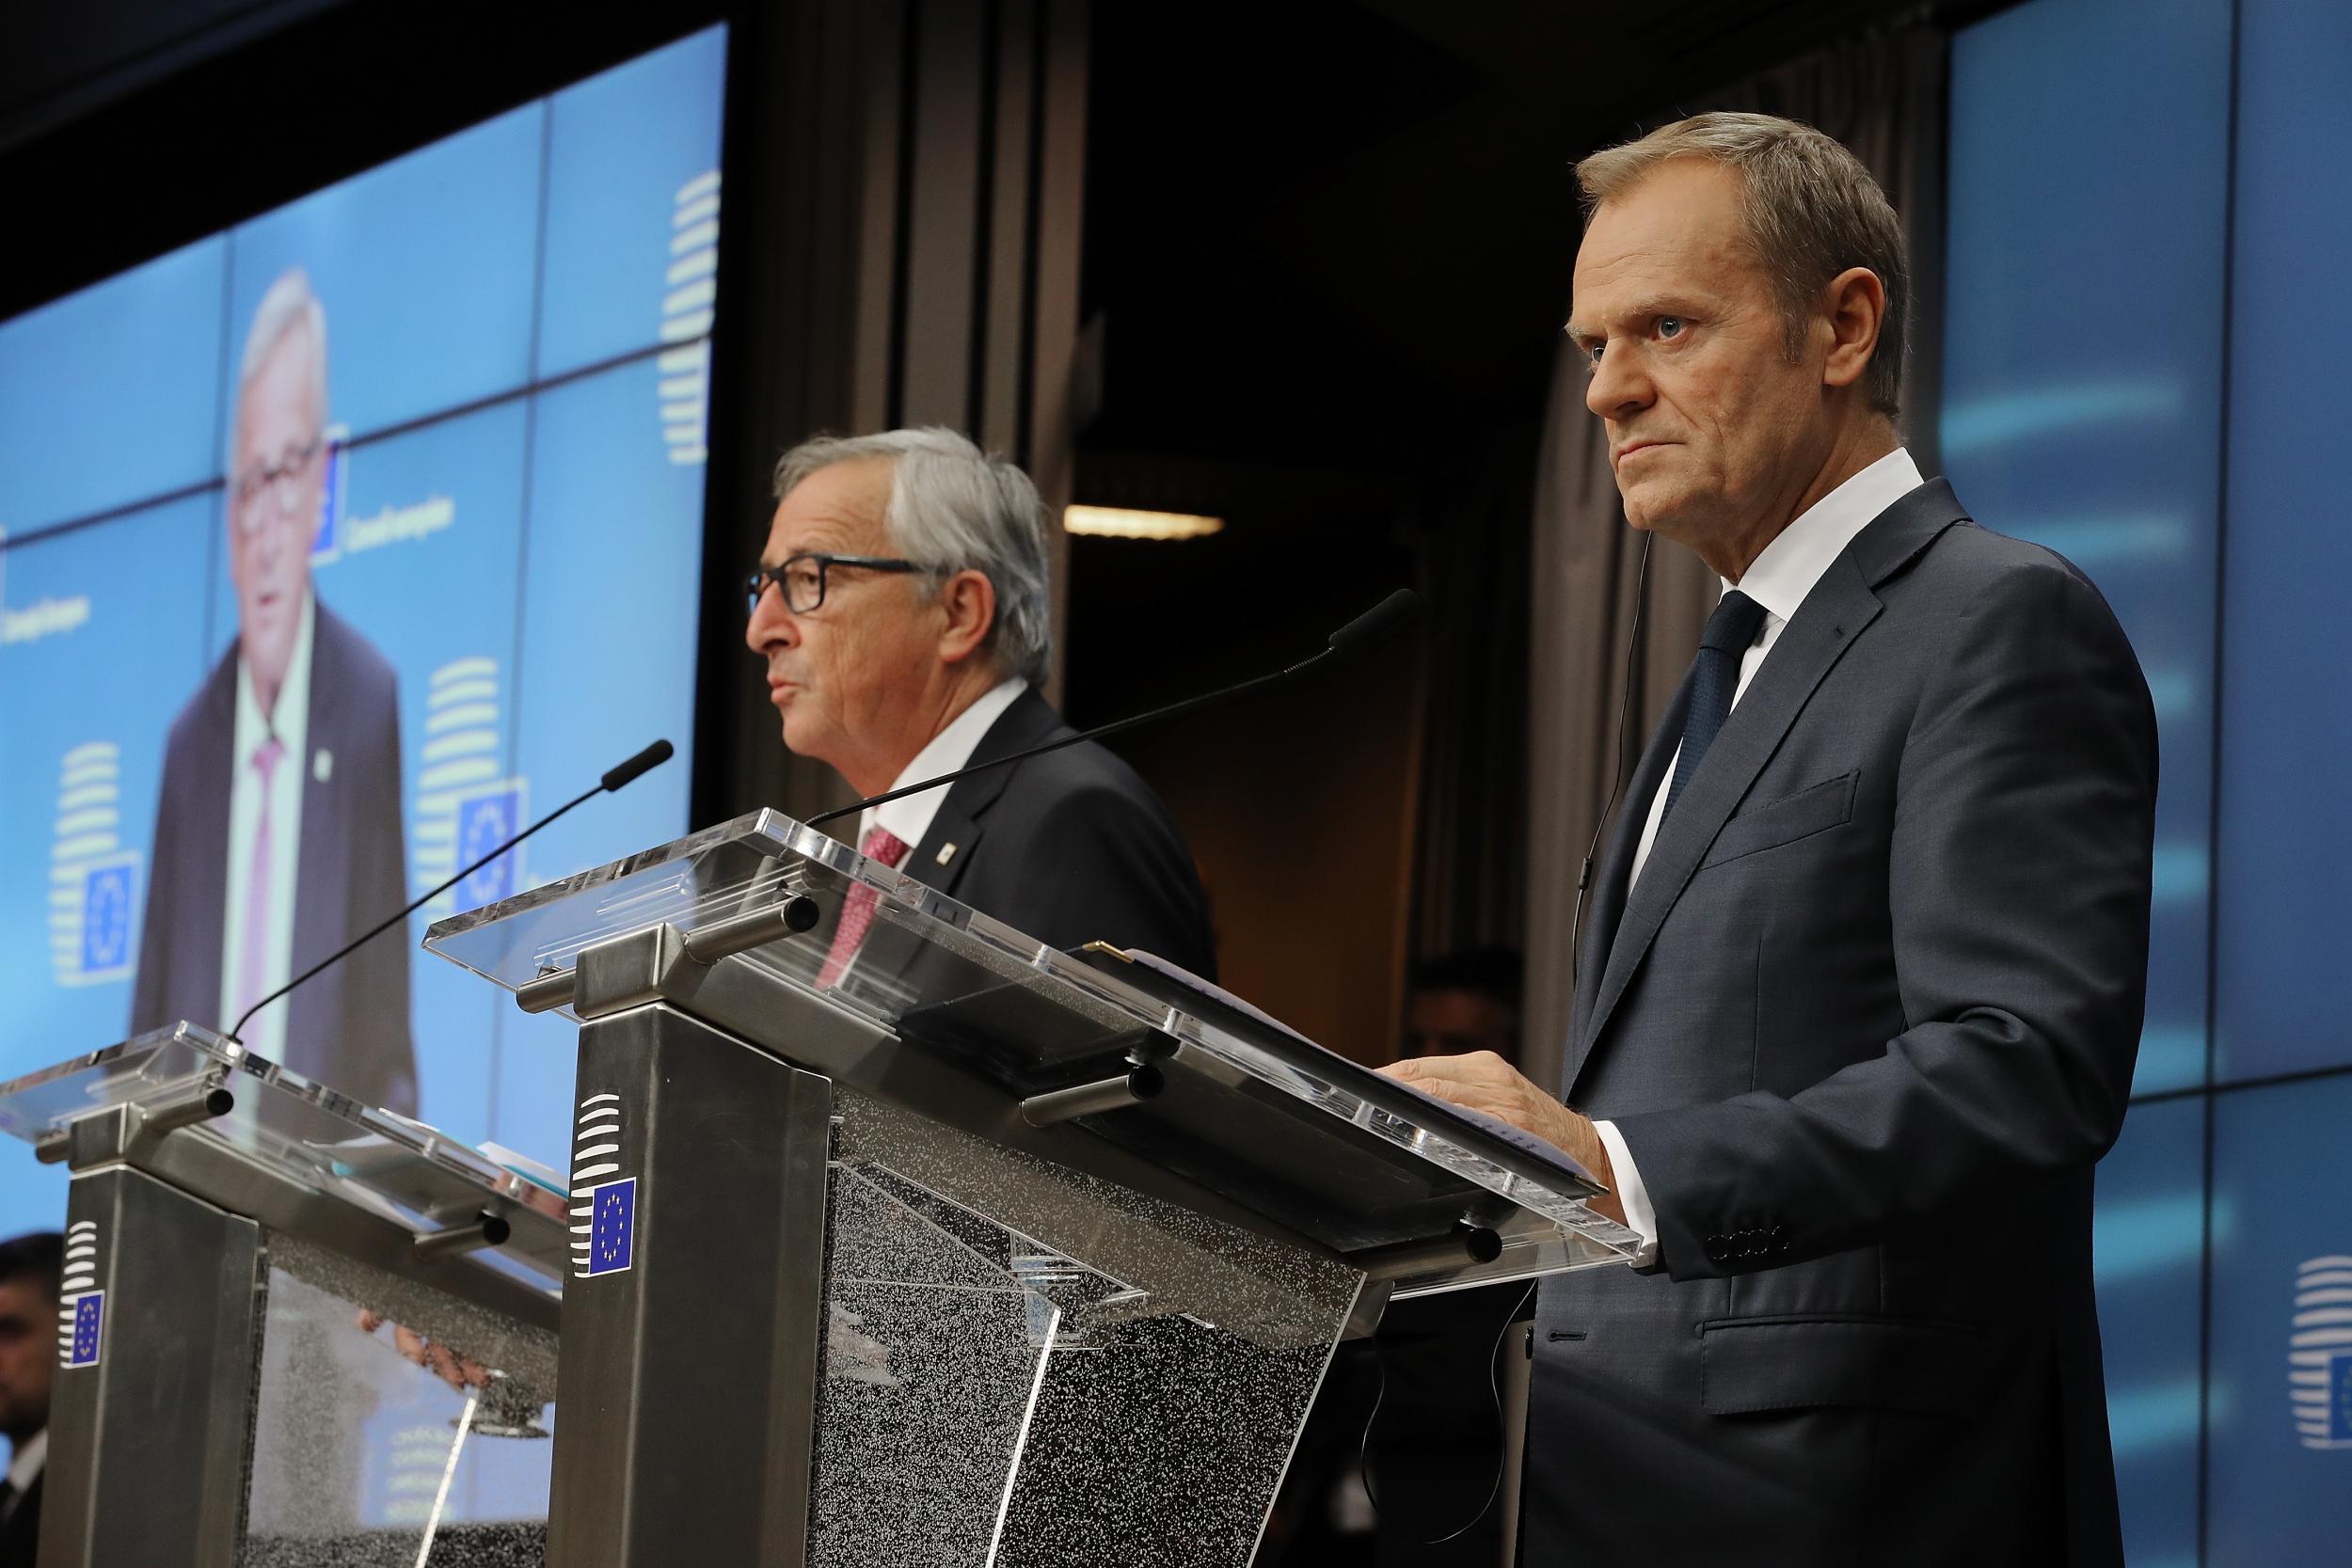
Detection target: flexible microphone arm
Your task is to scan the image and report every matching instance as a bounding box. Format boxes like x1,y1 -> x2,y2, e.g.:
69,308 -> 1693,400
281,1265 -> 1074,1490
808,589 -> 1421,830
227,738 -> 675,1044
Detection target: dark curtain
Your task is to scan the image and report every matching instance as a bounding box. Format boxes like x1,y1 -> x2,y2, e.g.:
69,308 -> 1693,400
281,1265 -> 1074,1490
1520,27 -> 1951,1095
1409,424 -> 1538,963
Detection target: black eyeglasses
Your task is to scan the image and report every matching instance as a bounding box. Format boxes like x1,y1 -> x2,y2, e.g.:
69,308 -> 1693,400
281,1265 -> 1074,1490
231,435 -> 326,530
744,552 -> 925,616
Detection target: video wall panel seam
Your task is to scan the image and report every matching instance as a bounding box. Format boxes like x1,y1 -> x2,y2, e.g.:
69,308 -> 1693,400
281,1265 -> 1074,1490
0,338 -> 711,554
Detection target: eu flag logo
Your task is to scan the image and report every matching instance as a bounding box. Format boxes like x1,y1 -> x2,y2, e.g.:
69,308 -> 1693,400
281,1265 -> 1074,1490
68,1291 -> 103,1368
587,1179 -> 636,1277
455,784 -> 526,909
81,863 -> 135,971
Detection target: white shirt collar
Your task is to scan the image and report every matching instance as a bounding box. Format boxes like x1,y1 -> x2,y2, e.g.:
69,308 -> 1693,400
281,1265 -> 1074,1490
863,676 -> 1029,853
5,1427 -> 45,1497
232,587 -> 317,756
1728,446 -> 1924,621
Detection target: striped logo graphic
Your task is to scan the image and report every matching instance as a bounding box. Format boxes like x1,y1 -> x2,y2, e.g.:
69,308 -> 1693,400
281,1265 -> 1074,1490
57,1220 -> 103,1369
657,169 -> 720,466
411,657 -> 527,914
2291,1255 -> 2352,1449
570,1093 -> 634,1278
50,742 -> 141,986
380,1425 -> 453,1526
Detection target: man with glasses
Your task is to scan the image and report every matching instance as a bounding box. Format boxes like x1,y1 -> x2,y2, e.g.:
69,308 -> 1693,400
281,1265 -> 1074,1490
745,427 -> 1216,982
133,267 -> 417,1114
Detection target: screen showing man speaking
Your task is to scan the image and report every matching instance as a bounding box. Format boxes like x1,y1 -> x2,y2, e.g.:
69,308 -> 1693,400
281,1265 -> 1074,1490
0,25 -> 728,1241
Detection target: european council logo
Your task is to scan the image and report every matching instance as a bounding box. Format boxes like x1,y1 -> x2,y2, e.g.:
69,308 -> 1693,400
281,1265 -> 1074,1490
570,1092 -> 634,1278
56,1219 -> 102,1369
309,422 -> 352,566
453,778 -> 528,911
411,657 -> 525,915
657,168 -> 720,466
49,742 -> 142,986
2290,1254 -> 2352,1449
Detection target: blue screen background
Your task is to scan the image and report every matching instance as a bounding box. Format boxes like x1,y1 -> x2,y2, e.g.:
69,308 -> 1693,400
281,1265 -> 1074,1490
1947,0 -> 2352,1560
0,27 -> 728,1251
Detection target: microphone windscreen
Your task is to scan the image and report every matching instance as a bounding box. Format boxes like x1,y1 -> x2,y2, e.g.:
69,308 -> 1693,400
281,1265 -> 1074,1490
1327,588 -> 1422,657
602,738 -> 676,794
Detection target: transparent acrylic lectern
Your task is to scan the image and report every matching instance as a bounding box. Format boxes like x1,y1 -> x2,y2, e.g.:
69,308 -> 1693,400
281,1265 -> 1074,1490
0,1024 -> 569,1568
425,808 -> 1643,1568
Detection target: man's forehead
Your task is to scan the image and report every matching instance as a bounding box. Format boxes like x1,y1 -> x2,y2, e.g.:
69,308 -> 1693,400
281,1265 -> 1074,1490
234,334 -> 323,439
764,462 -> 892,559
1570,163 -> 1754,321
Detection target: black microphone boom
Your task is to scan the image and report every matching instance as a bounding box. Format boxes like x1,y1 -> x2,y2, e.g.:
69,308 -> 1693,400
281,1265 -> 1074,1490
810,590 -> 1421,830
226,738 -> 677,1045
602,738 -> 675,794
1314,588 -> 1420,666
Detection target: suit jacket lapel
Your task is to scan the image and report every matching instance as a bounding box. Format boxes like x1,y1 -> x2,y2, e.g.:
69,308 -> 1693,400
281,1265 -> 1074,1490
904,689 -> 1067,899
1568,481 -> 1966,1098
1565,672 -> 1692,1090
911,801 -> 983,898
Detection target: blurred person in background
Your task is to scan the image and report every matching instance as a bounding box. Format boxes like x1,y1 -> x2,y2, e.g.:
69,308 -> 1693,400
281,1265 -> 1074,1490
0,1232 -> 61,1568
1400,947 -> 1523,1063
133,267 -> 416,1113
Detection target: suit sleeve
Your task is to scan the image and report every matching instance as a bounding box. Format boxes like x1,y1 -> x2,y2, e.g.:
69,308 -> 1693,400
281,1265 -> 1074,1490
354,671 -> 418,1116
128,732 -> 183,1037
1001,780 -> 1219,981
1608,558 -> 2157,1280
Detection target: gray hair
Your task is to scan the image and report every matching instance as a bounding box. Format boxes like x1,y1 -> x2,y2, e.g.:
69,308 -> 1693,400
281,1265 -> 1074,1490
771,427 -> 1055,685
233,268 -> 330,451
1577,112 -> 1908,417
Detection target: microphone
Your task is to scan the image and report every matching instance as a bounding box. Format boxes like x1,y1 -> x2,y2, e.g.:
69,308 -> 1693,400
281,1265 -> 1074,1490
226,738 -> 677,1045
602,738 -> 675,793
809,589 -> 1421,830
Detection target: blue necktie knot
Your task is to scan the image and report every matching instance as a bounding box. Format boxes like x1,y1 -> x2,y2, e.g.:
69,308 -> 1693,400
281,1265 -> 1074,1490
1700,589 -> 1768,655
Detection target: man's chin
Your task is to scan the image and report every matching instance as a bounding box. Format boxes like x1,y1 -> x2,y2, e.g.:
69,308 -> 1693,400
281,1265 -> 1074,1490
777,711 -> 834,765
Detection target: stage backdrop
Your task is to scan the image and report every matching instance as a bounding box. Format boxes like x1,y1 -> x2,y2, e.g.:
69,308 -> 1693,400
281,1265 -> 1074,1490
0,26 -> 729,1256
1947,0 -> 2352,1563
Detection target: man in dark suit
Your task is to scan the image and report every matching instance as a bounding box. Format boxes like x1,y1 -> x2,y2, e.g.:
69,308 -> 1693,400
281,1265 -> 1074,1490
1389,115 -> 2155,1566
743,427 -> 1215,979
0,1233 -> 60,1568
131,269 -> 416,1113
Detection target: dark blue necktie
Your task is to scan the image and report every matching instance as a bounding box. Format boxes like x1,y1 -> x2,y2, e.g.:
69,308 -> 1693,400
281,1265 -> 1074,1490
1662,589 -> 1769,820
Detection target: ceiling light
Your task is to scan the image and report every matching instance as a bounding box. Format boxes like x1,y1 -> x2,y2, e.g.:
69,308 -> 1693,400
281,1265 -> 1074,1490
1063,505 -> 1224,541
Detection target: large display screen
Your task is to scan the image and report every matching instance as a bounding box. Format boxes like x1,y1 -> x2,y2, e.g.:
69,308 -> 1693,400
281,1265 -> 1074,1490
1950,0 -> 2352,1561
0,25 -> 729,1241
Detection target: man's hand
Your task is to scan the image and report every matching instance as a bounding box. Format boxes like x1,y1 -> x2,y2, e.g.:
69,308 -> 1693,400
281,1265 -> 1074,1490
1379,1051 -> 1626,1226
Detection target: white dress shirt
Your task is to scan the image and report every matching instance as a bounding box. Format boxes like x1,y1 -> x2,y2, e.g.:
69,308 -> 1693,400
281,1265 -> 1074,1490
2,1427 -> 45,1517
1594,447 -> 1926,1266
859,677 -> 1028,853
218,591 -> 314,1063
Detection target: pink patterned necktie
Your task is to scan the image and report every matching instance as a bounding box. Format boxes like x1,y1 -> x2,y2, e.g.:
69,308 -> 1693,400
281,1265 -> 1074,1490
237,736 -> 287,1021
817,825 -> 911,989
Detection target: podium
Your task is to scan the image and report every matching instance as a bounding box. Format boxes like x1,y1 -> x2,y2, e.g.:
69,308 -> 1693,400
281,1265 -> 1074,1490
422,808 -> 1641,1567
0,1022 -> 570,1566
0,805 -> 1638,1568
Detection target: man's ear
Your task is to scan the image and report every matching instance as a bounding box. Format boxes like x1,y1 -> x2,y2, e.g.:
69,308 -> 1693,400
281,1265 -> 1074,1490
935,568 -> 997,665
1820,265 -> 1886,392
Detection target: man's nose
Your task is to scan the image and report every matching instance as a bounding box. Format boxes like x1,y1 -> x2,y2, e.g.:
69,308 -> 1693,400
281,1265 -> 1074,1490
744,583 -> 798,654
1585,343 -> 1652,421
